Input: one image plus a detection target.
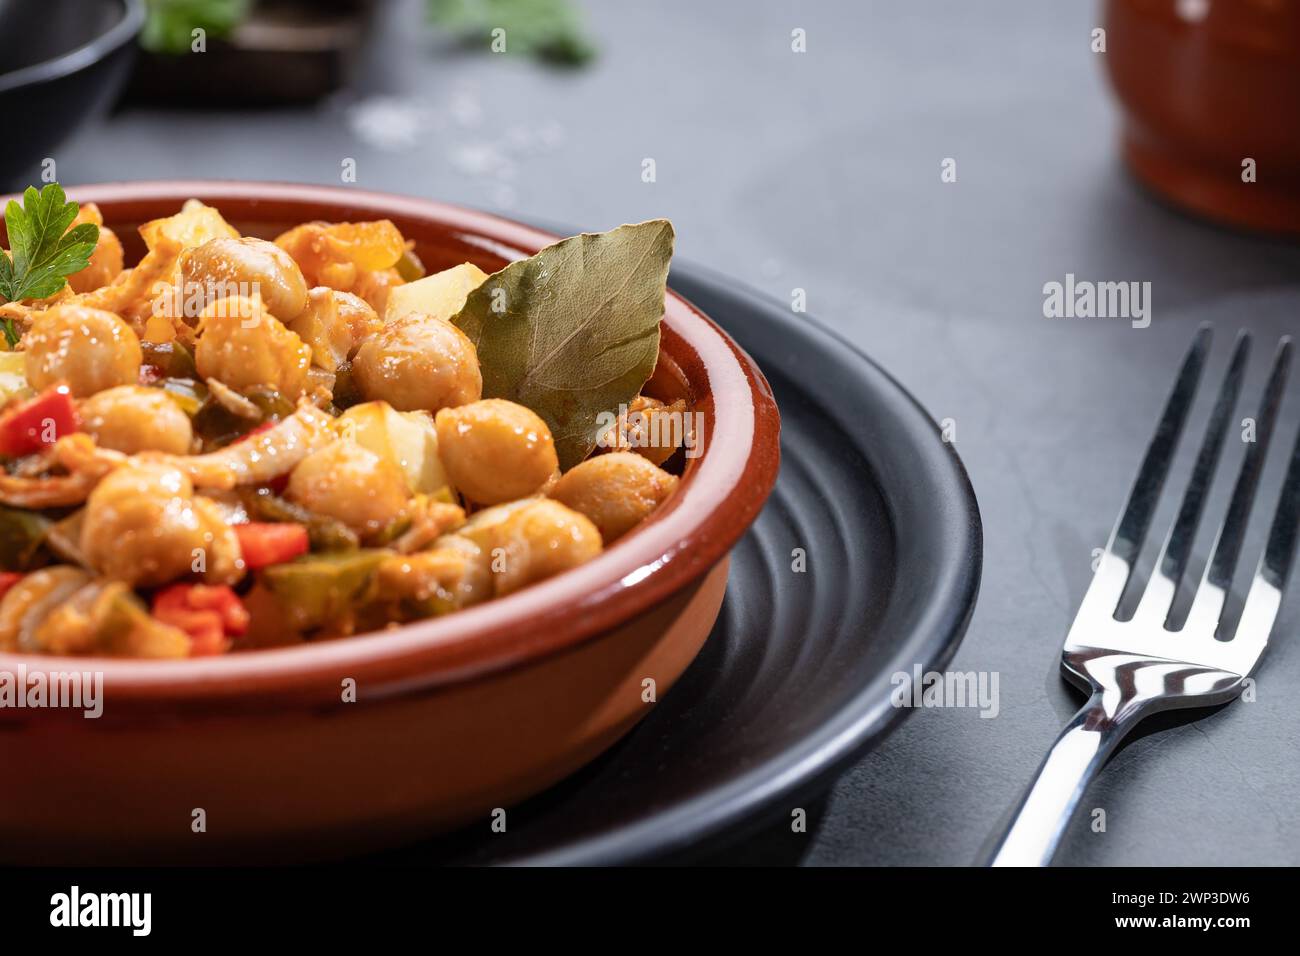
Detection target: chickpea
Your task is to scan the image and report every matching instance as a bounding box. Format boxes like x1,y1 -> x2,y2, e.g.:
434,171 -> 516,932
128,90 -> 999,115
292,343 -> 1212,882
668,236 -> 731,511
424,534 -> 495,609
79,385 -> 193,455
195,294 -> 311,398
334,291 -> 384,347
488,498 -> 602,597
458,496 -> 534,538
435,399 -> 558,505
80,463 -> 242,588
57,203 -> 123,295
439,499 -> 531,600
550,452 -> 679,543
23,305 -> 142,397
286,440 -> 410,538
192,496 -> 244,584
68,226 -> 125,294
287,288 -> 381,372
180,237 -> 308,322
352,313 -> 481,412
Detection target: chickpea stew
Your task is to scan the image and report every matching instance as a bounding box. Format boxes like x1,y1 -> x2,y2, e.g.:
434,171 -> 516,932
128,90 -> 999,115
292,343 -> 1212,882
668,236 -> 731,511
0,184 -> 690,658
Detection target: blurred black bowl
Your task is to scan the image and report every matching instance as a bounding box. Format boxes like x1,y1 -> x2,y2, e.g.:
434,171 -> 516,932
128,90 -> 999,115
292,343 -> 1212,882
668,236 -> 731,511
0,0 -> 144,190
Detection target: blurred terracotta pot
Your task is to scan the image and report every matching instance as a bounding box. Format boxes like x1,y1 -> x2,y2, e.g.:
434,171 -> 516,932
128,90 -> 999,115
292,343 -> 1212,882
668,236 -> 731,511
1103,0 -> 1300,236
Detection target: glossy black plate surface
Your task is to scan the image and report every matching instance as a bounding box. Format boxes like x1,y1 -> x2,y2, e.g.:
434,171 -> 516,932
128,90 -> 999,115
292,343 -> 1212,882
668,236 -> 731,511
363,261 -> 983,865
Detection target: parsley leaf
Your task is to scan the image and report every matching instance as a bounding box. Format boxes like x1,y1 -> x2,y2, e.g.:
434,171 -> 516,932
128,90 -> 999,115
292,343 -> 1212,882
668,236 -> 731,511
0,184 -> 99,304
141,0 -> 251,56
1,318 -> 18,350
427,0 -> 595,66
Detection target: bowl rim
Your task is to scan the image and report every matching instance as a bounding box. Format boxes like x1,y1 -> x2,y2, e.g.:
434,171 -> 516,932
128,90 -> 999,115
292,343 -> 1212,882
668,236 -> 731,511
0,180 -> 781,702
0,0 -> 145,94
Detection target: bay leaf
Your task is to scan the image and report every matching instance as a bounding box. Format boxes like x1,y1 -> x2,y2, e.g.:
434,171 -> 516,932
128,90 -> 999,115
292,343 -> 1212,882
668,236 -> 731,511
451,219 -> 674,470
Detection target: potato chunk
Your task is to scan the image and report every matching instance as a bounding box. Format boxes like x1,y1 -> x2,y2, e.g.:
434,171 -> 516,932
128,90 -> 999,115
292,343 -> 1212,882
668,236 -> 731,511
383,263 -> 488,323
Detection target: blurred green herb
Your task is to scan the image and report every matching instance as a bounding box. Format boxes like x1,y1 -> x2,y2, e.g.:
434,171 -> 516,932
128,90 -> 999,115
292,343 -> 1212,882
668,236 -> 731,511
0,184 -> 99,304
141,0 -> 251,55
1,319 -> 18,350
427,0 -> 595,66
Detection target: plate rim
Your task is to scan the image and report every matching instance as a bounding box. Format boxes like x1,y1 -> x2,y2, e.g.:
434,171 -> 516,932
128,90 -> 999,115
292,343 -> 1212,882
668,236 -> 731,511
506,259 -> 984,865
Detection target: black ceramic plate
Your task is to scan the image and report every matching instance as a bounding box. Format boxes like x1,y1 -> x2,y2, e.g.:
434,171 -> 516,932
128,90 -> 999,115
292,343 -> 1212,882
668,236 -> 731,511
363,262 -> 982,865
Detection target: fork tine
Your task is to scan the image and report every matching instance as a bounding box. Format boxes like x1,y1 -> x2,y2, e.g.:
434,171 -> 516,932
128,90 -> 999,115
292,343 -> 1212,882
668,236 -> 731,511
1080,325 -> 1212,618
1256,417 -> 1300,592
1229,414 -> 1300,665
1185,337 -> 1293,640
1135,331 -> 1251,627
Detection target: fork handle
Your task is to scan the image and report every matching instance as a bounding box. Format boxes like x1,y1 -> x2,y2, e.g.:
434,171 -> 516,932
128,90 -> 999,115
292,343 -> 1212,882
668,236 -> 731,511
988,692 -> 1137,866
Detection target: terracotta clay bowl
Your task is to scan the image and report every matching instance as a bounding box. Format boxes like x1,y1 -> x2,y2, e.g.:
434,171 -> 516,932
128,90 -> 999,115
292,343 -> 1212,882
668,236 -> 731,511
1103,0 -> 1300,236
0,181 -> 780,864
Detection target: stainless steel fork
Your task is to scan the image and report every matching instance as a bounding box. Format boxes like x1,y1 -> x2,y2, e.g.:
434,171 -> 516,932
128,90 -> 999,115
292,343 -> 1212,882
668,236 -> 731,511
989,325 -> 1300,867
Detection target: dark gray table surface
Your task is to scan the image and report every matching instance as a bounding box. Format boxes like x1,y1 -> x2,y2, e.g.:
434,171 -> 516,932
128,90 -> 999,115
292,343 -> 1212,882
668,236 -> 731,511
44,0 -> 1300,865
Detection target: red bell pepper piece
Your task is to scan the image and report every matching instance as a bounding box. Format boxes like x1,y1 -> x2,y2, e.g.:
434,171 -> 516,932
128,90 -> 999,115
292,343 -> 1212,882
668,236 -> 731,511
234,522 -> 309,569
152,584 -> 250,657
0,385 -> 79,457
